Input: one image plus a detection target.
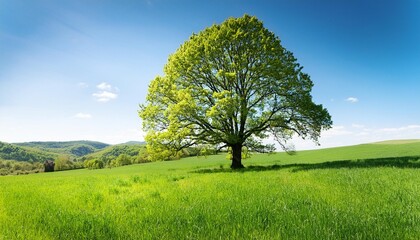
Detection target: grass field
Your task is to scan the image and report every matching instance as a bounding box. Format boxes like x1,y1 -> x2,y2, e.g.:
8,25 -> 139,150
1,140 -> 420,239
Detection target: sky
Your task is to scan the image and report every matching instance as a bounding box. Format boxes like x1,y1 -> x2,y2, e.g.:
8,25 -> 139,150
1,0 -> 419,149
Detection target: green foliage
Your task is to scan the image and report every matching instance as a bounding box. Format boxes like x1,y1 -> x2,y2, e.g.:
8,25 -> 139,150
0,140 -> 110,167
84,159 -> 104,169
78,144 -> 149,168
69,145 -> 96,157
15,141 -> 109,157
54,156 -> 83,171
15,140 -> 109,151
226,146 -> 252,160
55,156 -> 71,171
0,159 -> 43,175
133,147 -> 150,163
144,143 -> 181,161
110,154 -> 132,167
0,141 -> 56,162
1,141 -> 420,238
139,15 -> 332,167
96,145 -> 145,164
0,141 -> 146,174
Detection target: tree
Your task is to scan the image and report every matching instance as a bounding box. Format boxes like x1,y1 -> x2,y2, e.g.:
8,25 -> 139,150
54,155 -> 72,171
114,154 -> 132,166
84,159 -> 104,169
139,15 -> 332,169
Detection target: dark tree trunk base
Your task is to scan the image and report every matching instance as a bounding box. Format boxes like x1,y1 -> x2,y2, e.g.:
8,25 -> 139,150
231,144 -> 244,169
230,162 -> 245,169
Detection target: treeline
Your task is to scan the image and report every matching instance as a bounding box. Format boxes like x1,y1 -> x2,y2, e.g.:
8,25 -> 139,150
15,141 -> 109,157
0,160 -> 44,176
81,145 -> 218,170
15,140 -> 109,150
0,142 -> 147,175
54,156 -> 84,171
0,156 -> 85,176
0,141 -> 219,175
80,144 -> 149,169
0,142 -> 56,162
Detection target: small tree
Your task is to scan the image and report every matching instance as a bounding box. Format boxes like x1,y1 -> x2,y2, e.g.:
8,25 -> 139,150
84,159 -> 104,169
115,154 -> 132,166
139,15 -> 332,168
134,148 -> 150,163
54,156 -> 73,171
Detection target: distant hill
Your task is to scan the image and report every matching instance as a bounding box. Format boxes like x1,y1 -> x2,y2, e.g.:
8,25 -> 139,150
14,141 -> 110,157
0,140 -> 143,175
15,140 -> 109,150
77,143 -> 147,164
2,138 -> 420,175
371,139 -> 420,145
1,140 -> 145,164
264,139 -> 420,166
0,141 -> 56,162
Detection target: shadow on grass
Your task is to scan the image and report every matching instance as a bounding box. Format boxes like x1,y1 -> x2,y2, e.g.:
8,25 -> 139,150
193,156 -> 420,174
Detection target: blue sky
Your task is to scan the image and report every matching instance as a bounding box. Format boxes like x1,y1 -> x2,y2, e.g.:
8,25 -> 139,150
1,0 -> 419,149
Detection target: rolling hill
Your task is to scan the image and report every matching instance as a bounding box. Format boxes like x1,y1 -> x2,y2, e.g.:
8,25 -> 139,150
0,140 -> 146,175
1,139 -> 420,238
1,140 -> 147,162
0,140 -> 112,163
77,142 -> 147,164
14,140 -> 110,156
263,139 -> 420,166
0,141 -> 57,162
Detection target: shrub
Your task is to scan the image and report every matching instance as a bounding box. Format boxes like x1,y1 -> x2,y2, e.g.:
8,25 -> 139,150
54,156 -> 74,171
110,154 -> 132,167
0,168 -> 9,176
84,159 -> 104,169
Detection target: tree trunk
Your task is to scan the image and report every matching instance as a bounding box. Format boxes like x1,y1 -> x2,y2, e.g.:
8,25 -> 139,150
231,144 -> 244,169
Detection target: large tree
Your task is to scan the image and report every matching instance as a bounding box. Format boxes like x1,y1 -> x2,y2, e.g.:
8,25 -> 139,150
139,15 -> 332,169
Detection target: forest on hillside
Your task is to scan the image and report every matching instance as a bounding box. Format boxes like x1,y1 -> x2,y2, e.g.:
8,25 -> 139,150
0,140 -> 216,176
0,141 -> 145,175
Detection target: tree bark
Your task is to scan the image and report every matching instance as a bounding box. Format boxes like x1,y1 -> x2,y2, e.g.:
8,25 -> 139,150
231,144 -> 244,169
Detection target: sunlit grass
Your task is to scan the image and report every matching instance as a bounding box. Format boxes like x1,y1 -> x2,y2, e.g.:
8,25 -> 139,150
1,142 -> 420,239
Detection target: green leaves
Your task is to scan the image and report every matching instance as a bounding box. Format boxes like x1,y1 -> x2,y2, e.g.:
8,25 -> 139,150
139,14 -> 332,162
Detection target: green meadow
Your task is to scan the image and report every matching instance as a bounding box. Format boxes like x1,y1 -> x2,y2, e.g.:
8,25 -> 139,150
1,140 -> 420,239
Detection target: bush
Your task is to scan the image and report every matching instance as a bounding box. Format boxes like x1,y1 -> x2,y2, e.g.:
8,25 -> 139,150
0,168 -> 9,176
12,162 -> 23,171
54,156 -> 74,171
84,159 -> 104,169
133,151 -> 150,164
110,154 -> 132,167
0,160 -> 44,175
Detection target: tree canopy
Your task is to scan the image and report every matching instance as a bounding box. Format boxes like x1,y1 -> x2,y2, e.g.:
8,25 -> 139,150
139,15 -> 332,168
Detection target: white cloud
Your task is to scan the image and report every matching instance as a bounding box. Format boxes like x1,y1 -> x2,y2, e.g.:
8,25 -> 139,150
93,82 -> 118,102
351,123 -> 365,128
92,91 -> 118,102
322,125 -> 353,138
97,82 -> 112,91
74,113 -> 92,119
346,97 -> 359,103
378,125 -> 420,133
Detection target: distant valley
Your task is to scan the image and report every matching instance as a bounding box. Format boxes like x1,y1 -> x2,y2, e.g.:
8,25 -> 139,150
0,140 -> 146,175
